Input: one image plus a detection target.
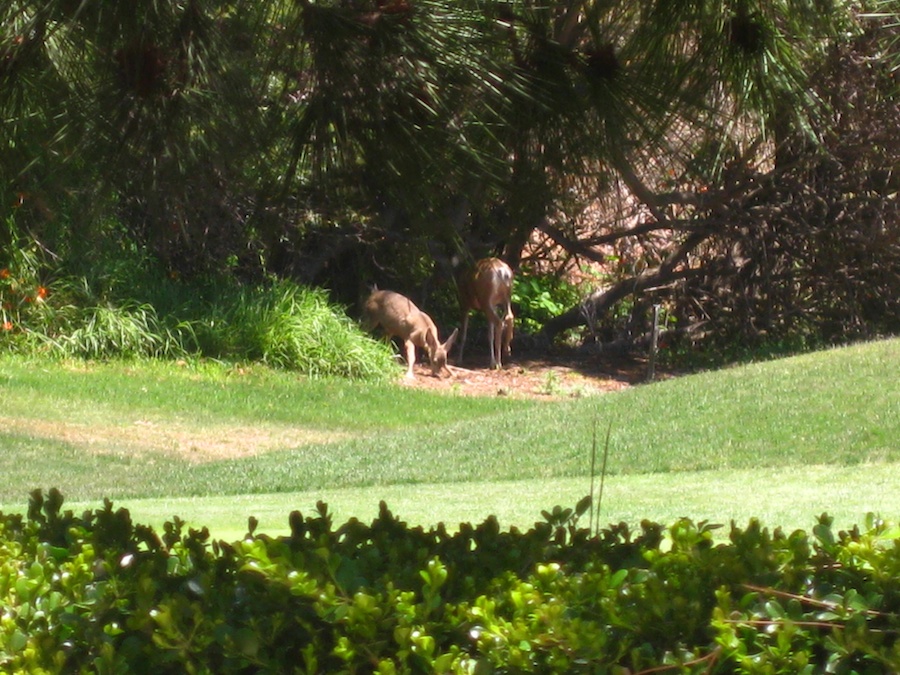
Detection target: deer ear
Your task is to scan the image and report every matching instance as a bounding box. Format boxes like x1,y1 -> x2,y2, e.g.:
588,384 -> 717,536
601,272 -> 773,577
442,327 -> 459,352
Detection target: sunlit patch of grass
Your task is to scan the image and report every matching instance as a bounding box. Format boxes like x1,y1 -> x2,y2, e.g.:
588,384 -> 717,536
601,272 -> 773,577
0,338 -> 897,536
43,462 -> 900,543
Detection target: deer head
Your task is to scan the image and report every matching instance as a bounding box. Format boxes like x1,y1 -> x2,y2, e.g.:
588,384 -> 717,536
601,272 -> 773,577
363,289 -> 458,378
457,257 -> 514,369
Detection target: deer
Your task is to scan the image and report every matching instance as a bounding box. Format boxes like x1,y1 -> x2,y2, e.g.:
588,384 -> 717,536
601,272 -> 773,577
362,288 -> 458,379
457,257 -> 514,369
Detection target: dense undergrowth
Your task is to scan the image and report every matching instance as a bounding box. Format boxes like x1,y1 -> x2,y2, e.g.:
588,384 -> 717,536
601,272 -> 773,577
1,490 -> 898,673
5,216 -> 896,379
0,238 -> 396,380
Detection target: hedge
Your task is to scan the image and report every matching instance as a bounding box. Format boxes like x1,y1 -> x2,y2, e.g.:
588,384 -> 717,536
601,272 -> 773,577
1,489 -> 898,673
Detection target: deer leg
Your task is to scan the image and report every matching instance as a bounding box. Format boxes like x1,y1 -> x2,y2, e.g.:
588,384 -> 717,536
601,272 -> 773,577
403,339 -> 416,379
484,306 -> 504,368
502,315 -> 513,359
494,318 -> 506,368
458,312 -> 470,365
501,303 -> 514,359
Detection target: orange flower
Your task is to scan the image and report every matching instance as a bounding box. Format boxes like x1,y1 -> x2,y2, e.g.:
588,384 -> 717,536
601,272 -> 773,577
0,269 -> 9,279
37,286 -> 48,299
2,321 -> 12,331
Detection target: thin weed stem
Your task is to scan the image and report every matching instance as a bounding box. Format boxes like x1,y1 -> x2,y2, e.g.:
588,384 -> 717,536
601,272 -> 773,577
589,417 -> 599,534
594,420 -> 613,537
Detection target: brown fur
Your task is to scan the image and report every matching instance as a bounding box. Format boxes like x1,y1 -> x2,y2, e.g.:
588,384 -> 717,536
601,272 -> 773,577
363,289 -> 458,378
457,258 -> 514,369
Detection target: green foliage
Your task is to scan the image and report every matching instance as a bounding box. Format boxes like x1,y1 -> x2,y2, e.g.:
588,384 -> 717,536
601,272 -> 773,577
0,220 -> 49,344
511,271 -> 583,335
0,231 -> 396,379
1,491 -> 899,673
0,232 -> 191,360
30,290 -> 195,361
195,280 -> 397,379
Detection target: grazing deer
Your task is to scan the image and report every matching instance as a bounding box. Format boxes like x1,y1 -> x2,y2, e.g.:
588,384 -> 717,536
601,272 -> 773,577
362,289 -> 458,379
457,257 -> 514,369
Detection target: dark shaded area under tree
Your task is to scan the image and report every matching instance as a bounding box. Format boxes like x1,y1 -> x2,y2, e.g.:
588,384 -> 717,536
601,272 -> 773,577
2,1 -> 897,359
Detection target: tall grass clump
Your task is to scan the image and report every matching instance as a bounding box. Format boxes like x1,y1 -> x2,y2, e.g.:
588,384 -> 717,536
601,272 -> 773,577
3,272 -> 193,360
197,280 -> 397,379
1,226 -> 397,379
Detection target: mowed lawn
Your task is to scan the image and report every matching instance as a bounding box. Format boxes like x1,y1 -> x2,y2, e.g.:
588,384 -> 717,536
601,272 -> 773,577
1,338 -> 898,541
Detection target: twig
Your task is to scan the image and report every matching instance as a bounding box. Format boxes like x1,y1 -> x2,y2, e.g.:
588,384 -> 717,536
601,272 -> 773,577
445,364 -> 478,375
742,584 -> 892,619
647,304 -> 661,382
633,647 -> 721,674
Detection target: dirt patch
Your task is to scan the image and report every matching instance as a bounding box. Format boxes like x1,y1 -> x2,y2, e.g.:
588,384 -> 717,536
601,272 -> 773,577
0,416 -> 347,463
400,348 -> 658,399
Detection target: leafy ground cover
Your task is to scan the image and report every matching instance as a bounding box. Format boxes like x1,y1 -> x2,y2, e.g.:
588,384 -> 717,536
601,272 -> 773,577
2,492 -> 899,673
0,338 -> 897,540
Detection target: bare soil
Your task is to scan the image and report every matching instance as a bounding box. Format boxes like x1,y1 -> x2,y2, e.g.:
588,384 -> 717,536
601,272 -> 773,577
1,416 -> 349,462
402,346 -> 658,399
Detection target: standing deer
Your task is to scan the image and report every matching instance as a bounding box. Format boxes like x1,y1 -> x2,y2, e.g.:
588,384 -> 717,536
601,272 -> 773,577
362,289 -> 458,379
457,257 -> 514,369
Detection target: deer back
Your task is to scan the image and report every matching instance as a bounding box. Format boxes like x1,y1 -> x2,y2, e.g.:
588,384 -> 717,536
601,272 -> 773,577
363,290 -> 429,343
363,289 -> 457,375
459,257 -> 514,314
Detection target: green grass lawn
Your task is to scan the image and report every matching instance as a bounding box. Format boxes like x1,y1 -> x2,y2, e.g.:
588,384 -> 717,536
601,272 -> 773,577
1,338 -> 898,540
51,463 -> 898,543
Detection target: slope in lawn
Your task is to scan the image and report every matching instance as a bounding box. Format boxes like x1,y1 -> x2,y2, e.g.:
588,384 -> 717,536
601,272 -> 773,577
190,337 -> 900,494
0,339 -> 897,505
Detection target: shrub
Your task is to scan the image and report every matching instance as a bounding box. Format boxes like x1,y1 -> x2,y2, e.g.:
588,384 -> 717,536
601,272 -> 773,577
0,231 -> 396,379
512,271 -> 583,335
1,490 -> 898,673
0,231 -> 49,347
195,280 -> 397,379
